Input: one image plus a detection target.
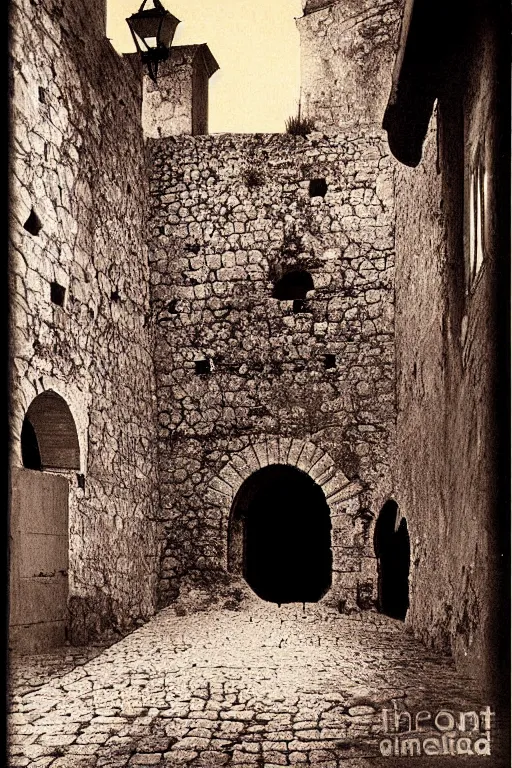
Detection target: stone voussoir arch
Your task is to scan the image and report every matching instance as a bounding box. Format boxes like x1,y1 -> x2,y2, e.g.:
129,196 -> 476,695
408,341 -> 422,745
205,435 -> 363,571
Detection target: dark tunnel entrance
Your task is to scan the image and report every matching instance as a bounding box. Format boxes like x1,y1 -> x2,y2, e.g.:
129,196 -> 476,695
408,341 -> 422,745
374,500 -> 410,620
228,464 -> 332,604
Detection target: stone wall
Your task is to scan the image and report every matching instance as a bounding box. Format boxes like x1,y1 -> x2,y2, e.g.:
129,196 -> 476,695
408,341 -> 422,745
142,46 -> 218,140
147,131 -> 396,610
392,8 -> 507,692
9,0 -> 160,642
297,0 -> 404,131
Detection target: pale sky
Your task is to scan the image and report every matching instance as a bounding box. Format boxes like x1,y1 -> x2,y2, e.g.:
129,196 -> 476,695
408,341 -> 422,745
107,0 -> 304,133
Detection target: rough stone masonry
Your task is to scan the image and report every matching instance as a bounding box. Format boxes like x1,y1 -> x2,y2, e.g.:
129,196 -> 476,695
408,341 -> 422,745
9,0 -> 401,647
147,130 -> 396,611
9,0 -> 160,646
8,0 -> 510,754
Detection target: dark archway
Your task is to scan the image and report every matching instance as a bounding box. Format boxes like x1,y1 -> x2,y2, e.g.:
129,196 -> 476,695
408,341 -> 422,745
272,270 -> 314,300
374,500 -> 410,620
21,391 -> 80,471
228,464 -> 332,604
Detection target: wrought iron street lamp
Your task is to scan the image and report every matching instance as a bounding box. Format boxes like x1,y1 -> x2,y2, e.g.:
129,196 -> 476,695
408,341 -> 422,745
127,0 -> 180,83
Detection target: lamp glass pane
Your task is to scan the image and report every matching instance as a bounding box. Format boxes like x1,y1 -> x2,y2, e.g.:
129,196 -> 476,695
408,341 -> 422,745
129,15 -> 161,43
158,15 -> 180,48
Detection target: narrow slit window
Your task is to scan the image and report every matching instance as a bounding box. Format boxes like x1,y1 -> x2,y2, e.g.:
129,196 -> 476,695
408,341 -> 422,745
475,163 -> 486,277
468,145 -> 487,288
50,282 -> 66,307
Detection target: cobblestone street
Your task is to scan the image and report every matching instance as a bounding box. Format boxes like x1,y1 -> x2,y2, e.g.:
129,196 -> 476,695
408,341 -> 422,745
8,600 -> 506,768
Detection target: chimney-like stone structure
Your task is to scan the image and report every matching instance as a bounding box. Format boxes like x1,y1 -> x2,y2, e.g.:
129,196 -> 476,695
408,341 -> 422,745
142,44 -> 219,138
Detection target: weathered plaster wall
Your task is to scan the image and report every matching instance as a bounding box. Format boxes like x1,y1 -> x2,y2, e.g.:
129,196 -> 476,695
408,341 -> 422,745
298,0 -> 404,131
148,131 -> 396,610
9,0 -> 160,643
393,11 -> 505,691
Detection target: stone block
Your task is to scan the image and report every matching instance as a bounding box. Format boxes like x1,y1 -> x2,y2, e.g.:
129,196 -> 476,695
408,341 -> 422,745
327,482 -> 363,505
287,439 -> 304,467
277,436 -> 293,464
208,477 -> 234,497
331,553 -> 362,573
218,466 -> 243,489
228,455 -> 254,481
252,442 -> 268,468
321,474 -> 349,499
308,453 -> 336,484
265,438 -> 280,466
296,442 -> 323,473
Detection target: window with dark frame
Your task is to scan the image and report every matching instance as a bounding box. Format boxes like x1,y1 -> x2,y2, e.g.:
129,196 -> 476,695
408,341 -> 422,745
467,142 -> 487,289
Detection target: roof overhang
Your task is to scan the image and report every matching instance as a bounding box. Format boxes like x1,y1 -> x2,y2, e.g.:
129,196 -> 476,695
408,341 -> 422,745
382,0 -> 453,167
198,44 -> 220,79
302,0 -> 337,15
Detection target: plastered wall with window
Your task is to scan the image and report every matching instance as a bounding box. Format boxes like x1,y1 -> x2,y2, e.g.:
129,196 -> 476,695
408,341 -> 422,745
390,9 -> 506,691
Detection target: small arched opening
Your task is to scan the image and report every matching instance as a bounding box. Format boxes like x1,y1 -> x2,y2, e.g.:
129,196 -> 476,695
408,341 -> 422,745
228,464 -> 332,604
21,391 -> 80,471
272,270 -> 314,301
11,391 -> 80,653
374,500 -> 410,620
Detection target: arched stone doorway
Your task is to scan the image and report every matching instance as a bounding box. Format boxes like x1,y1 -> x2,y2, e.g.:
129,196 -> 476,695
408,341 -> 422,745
374,500 -> 410,620
228,464 -> 332,604
10,391 -> 80,653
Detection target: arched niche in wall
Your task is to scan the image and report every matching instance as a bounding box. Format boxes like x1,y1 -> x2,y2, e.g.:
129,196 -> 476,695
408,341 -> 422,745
373,499 -> 410,620
12,389 -> 79,653
21,391 -> 81,472
228,463 -> 332,604
272,269 -> 314,301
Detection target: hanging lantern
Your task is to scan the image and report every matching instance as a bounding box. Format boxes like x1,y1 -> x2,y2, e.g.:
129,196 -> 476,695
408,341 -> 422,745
126,0 -> 180,82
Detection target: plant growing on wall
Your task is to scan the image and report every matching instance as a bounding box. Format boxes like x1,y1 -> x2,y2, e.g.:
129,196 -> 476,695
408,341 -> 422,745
285,113 -> 316,136
285,103 -> 316,136
243,168 -> 265,188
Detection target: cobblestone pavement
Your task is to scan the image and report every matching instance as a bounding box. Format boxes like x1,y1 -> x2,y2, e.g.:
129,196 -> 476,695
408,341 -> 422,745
8,601 -> 508,768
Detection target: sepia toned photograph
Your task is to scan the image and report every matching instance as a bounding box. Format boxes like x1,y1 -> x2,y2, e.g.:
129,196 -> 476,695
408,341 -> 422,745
6,0 -> 510,766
